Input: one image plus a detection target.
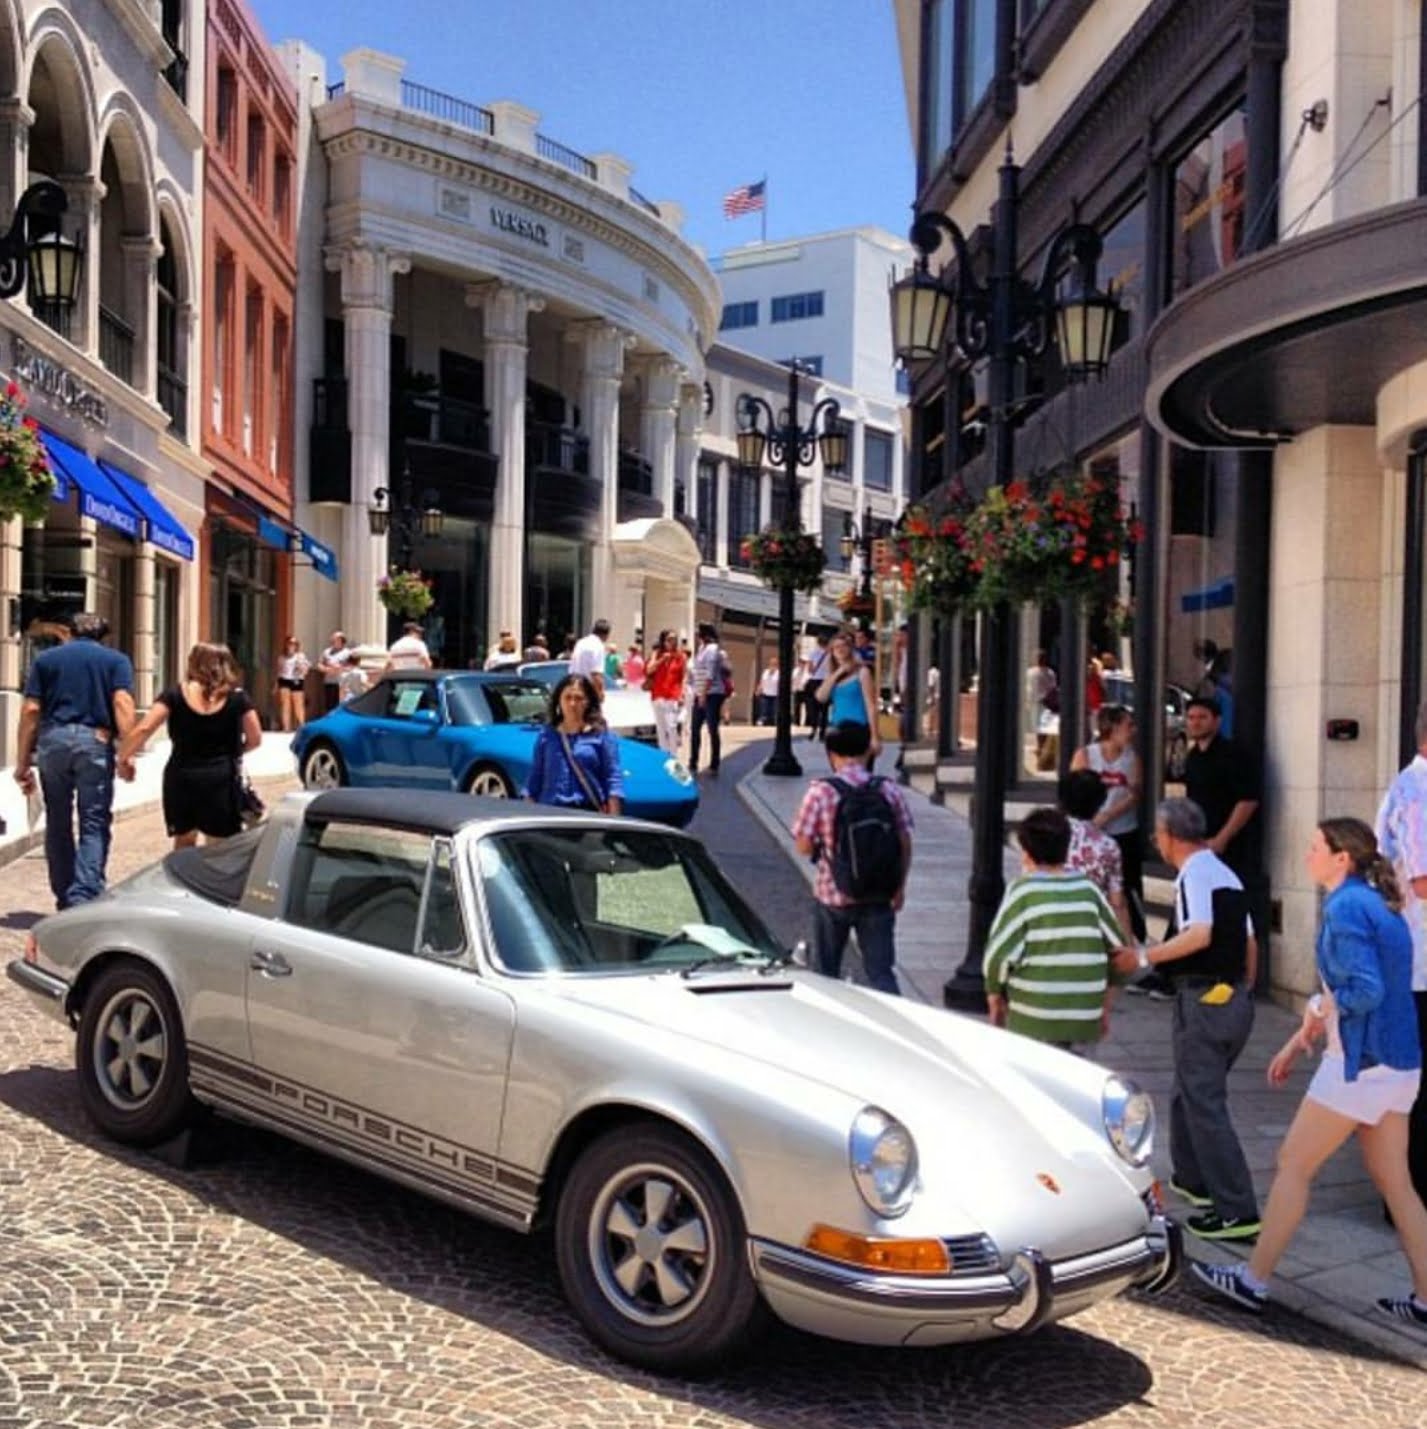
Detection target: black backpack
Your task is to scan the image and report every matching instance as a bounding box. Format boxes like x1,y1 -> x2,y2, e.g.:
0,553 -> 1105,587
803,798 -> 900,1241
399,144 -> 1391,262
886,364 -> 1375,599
826,776 -> 904,903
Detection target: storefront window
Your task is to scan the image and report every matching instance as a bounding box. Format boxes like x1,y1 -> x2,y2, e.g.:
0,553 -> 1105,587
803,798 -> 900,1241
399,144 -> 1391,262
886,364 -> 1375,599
209,524 -> 277,725
410,517 -> 488,670
94,531 -> 135,663
525,533 -> 589,657
1170,106 -> 1248,299
154,561 -> 179,691
1101,198 -> 1146,350
729,470 -> 760,569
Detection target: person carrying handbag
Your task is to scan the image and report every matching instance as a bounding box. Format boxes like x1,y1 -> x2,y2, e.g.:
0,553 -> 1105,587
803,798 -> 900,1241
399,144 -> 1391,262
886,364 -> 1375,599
522,673 -> 623,814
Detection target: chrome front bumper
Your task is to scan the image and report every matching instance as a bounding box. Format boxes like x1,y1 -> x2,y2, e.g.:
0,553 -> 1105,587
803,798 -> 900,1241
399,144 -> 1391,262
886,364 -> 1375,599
751,1215 -> 1182,1348
6,958 -> 70,1013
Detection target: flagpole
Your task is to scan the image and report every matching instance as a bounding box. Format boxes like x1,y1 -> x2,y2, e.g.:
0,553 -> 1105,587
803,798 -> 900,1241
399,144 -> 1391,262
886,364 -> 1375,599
761,173 -> 767,244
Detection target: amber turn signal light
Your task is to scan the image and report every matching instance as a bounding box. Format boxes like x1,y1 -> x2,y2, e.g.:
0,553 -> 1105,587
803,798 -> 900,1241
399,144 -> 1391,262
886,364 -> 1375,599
22,933 -> 37,965
803,1224 -> 951,1275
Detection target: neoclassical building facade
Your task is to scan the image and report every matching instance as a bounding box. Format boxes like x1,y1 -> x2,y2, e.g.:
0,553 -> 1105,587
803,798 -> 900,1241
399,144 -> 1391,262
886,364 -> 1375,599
287,48 -> 719,666
0,0 -> 205,762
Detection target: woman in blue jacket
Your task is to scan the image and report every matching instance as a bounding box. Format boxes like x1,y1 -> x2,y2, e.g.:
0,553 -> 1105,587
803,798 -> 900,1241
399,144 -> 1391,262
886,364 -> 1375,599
523,673 -> 623,814
1194,818 -> 1427,1327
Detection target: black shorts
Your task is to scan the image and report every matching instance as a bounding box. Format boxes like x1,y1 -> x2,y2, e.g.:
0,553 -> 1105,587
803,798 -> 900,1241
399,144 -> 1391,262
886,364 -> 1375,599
164,756 -> 242,838
277,677 -> 305,691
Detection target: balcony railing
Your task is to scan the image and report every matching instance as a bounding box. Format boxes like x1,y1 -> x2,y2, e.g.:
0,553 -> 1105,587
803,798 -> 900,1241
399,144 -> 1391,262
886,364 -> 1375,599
396,392 -> 491,452
157,364 -> 187,439
163,48 -> 188,102
98,306 -> 135,386
313,376 -> 348,430
536,133 -> 597,180
526,420 -> 590,475
628,186 -> 660,217
401,80 -> 493,134
617,450 -> 653,495
326,81 -> 345,100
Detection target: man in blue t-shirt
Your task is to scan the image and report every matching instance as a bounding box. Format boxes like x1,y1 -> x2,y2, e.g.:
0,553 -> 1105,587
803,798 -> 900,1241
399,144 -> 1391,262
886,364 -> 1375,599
15,613 -> 136,908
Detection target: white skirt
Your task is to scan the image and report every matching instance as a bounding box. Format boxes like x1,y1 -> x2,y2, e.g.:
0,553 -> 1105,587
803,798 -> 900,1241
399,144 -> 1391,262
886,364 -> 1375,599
1306,1052 -> 1421,1125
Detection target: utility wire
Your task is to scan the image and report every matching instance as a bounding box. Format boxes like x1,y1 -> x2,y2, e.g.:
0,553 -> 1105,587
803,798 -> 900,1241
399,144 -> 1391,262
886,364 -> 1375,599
1241,106 -> 1315,252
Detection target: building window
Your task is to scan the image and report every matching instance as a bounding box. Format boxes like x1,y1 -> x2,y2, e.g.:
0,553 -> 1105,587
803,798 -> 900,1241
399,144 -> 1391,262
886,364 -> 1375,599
246,112 -> 266,201
719,301 -> 758,331
896,368 -> 912,396
696,458 -> 718,563
244,290 -> 262,459
1020,0 -> 1050,26
729,469 -> 760,567
864,429 -> 894,492
1101,197 -> 1147,350
822,506 -> 849,573
273,152 -> 292,233
780,355 -> 823,376
1170,104 -> 1248,300
919,0 -> 999,175
213,254 -> 234,434
270,314 -> 289,477
216,66 -> 238,161
157,228 -> 185,439
770,478 -> 807,529
770,291 -> 824,323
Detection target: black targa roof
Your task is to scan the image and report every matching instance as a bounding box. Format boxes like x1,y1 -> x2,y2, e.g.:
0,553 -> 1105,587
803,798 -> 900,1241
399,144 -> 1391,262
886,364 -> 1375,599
303,788 -> 607,837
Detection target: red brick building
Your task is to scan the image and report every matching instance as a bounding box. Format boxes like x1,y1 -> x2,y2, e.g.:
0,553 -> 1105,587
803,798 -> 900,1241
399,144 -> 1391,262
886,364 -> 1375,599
202,0 -> 298,719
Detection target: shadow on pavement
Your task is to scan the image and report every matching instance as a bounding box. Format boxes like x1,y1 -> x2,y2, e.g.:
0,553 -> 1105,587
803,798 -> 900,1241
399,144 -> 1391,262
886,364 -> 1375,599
0,1059 -> 1159,1429
0,909 -> 44,930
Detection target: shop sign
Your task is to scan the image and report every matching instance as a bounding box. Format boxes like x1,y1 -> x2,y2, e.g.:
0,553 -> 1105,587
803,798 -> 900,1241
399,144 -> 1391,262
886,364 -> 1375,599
489,205 -> 550,248
11,336 -> 109,428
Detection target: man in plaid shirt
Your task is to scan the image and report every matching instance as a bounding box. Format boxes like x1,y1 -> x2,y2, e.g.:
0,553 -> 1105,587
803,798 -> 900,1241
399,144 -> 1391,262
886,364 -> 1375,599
791,721 -> 914,995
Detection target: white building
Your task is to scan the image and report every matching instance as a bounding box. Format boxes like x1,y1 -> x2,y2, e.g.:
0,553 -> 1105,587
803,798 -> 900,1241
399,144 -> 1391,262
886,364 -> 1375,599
0,0 -> 206,762
281,47 -> 719,667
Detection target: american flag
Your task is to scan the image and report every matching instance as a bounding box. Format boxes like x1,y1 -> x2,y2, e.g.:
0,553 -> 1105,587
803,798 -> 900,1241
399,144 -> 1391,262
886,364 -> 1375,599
722,180 -> 766,218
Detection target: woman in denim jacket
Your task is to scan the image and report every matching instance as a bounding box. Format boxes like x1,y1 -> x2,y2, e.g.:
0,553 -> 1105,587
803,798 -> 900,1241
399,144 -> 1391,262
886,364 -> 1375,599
1194,818 -> 1427,1327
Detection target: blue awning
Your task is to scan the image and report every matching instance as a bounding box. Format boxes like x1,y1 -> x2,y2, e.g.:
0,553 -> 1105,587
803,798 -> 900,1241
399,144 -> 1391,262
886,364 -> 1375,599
98,461 -> 195,561
1180,576 -> 1235,613
294,527 -> 339,581
39,430 -> 142,539
256,514 -> 289,551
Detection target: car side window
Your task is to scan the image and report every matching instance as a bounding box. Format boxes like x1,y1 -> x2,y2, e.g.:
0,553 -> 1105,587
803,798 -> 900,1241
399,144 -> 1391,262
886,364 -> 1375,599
418,839 -> 466,961
389,681 -> 439,720
287,821 -> 432,955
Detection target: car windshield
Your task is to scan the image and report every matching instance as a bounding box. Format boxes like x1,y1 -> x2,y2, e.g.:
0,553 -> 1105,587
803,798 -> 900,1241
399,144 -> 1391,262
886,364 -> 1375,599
446,678 -> 549,727
475,826 -> 783,975
520,661 -> 568,688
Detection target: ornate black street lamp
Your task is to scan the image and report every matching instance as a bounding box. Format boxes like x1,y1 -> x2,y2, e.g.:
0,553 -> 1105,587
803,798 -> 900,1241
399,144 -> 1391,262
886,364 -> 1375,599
841,503 -> 893,604
737,360 -> 847,777
0,180 -> 83,314
368,461 -> 444,569
889,142 -> 1119,1010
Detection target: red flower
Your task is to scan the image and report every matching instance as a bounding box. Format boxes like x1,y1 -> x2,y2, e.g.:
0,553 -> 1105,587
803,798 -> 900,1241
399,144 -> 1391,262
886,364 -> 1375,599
5,383 -> 17,399
1091,556 -> 1105,570
1071,550 -> 1085,565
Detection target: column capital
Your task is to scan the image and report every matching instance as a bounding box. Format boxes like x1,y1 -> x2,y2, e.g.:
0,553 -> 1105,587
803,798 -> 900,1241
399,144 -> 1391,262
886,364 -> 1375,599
324,242 -> 412,313
57,173 -> 104,206
567,319 -> 635,381
467,280 -> 544,344
633,354 -> 683,410
0,99 -> 34,128
120,234 -> 163,261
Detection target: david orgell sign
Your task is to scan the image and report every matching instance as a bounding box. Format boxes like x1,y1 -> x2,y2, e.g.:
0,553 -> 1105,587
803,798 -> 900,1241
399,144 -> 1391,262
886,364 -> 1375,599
489,206 -> 550,247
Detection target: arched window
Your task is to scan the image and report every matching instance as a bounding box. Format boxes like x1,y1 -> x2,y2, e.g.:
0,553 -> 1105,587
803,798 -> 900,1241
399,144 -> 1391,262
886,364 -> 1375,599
157,221 -> 186,436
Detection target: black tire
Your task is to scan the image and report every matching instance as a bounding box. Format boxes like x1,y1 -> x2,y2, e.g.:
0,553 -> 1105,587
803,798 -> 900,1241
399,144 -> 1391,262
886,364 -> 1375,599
463,763 -> 515,798
75,960 -> 196,1148
555,1124 -> 765,1374
300,741 -> 347,790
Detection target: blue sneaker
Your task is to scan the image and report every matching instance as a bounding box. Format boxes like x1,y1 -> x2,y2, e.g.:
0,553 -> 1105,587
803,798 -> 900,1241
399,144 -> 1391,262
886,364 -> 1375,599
1191,1260 -> 1266,1314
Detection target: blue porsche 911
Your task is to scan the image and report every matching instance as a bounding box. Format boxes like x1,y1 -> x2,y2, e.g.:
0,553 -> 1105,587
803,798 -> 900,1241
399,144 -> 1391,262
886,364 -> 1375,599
290,671 -> 699,827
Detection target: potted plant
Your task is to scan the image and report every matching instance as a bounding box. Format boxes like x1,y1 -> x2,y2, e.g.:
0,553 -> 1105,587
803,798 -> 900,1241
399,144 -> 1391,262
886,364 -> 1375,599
0,382 -> 57,523
740,527 -> 826,594
377,568 -> 435,619
835,586 -> 876,622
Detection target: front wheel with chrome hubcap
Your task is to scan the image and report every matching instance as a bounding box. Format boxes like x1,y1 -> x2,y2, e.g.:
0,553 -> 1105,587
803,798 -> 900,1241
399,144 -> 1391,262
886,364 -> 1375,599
555,1125 -> 764,1373
300,743 -> 346,790
75,961 -> 195,1147
464,764 -> 514,798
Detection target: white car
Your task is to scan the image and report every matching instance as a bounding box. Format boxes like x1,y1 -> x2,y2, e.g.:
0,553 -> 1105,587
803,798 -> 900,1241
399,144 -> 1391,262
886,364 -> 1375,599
518,660 -> 658,745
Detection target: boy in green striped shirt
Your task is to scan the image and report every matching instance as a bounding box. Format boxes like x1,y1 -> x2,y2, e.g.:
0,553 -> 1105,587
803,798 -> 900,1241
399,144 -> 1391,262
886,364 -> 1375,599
985,807 -> 1125,1048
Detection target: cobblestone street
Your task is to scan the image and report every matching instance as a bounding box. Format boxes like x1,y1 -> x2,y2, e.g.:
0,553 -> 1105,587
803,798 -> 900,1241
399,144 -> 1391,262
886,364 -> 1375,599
2,749 -> 1425,1427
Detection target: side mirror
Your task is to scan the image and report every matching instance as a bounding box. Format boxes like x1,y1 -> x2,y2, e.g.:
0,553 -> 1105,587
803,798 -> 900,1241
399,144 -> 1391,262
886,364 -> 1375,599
411,707 -> 439,725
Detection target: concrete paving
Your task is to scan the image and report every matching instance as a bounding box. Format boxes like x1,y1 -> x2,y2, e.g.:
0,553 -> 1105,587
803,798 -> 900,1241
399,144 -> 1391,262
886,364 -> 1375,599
738,734 -> 1427,1369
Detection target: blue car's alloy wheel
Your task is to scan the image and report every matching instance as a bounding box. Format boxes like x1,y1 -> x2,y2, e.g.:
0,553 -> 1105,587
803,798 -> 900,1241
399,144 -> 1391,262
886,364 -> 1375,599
301,744 -> 345,790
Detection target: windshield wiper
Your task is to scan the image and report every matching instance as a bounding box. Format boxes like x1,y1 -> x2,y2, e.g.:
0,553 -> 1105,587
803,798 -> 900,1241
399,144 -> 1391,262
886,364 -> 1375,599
680,950 -> 760,979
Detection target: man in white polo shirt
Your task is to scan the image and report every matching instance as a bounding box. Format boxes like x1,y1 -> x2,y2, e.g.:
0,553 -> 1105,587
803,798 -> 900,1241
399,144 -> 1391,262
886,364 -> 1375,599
570,618 -> 611,697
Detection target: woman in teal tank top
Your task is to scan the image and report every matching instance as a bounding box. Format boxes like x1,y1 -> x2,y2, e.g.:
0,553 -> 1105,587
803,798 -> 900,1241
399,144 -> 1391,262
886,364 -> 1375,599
817,630 -> 879,760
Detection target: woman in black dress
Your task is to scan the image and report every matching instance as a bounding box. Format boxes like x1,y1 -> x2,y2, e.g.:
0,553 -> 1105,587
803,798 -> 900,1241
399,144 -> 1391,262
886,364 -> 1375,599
119,642 -> 263,848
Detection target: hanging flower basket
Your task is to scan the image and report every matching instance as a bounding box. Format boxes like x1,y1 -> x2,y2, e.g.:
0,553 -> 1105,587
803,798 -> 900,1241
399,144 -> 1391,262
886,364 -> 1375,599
835,587 -> 876,621
963,472 -> 1140,608
894,499 -> 978,616
0,382 -> 57,523
377,568 -> 435,619
740,527 -> 826,594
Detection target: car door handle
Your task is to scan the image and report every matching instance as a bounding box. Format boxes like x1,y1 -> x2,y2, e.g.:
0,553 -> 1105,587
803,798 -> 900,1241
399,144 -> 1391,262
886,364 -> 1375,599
250,949 -> 292,977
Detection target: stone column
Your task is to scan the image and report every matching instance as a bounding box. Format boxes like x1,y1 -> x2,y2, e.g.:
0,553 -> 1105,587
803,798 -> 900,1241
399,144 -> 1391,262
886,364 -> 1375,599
675,382 -> 702,524
571,319 -> 632,624
326,241 -> 411,649
469,280 -> 542,651
132,545 -> 156,708
58,175 -> 103,353
0,100 -> 33,231
121,235 -> 161,401
636,356 -> 681,514
0,517 -> 22,734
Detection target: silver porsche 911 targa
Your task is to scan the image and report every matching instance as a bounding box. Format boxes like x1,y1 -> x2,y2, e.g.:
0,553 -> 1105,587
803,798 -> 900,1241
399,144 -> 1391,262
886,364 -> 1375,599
7,790 -> 1179,1373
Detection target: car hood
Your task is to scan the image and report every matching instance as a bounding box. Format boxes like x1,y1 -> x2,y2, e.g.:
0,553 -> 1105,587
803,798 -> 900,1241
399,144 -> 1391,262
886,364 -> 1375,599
549,969 -> 1146,1248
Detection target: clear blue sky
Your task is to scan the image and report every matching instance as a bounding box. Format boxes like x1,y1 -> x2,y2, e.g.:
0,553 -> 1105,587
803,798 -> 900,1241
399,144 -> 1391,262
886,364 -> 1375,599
251,0 -> 916,261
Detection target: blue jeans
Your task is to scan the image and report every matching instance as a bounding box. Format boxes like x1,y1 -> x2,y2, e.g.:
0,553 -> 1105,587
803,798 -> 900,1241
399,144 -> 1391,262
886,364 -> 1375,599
813,901 -> 900,996
37,724 -> 116,909
690,693 -> 725,771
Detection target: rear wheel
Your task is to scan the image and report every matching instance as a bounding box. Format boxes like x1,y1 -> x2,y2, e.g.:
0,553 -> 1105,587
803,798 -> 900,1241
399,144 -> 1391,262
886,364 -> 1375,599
464,763 -> 514,798
555,1125 -> 764,1373
301,742 -> 346,790
75,961 -> 195,1147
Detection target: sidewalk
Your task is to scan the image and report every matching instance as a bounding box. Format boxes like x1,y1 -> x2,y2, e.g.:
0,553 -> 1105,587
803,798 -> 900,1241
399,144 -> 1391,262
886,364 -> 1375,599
0,731 -> 298,868
737,735 -> 1427,1368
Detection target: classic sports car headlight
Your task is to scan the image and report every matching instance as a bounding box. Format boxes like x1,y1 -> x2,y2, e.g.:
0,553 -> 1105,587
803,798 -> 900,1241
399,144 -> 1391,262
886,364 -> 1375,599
664,758 -> 694,786
1103,1074 -> 1154,1167
849,1106 -> 918,1217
